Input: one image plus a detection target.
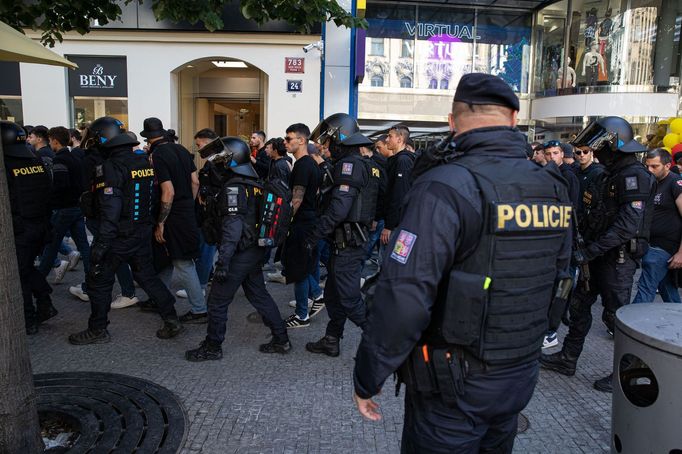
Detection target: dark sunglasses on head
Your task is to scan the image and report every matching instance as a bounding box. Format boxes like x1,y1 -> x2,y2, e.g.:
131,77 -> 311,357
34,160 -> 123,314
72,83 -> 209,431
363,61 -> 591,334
543,140 -> 562,148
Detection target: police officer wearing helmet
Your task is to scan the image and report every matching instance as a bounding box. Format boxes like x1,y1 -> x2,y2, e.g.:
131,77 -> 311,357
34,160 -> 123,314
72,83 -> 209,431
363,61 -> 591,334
2,120 -> 55,334
185,137 -> 290,361
304,113 -> 378,357
541,116 -> 656,393
352,74 -> 572,453
68,116 -> 183,345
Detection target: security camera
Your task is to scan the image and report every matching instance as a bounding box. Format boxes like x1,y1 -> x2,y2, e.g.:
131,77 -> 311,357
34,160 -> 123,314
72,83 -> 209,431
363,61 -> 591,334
303,41 -> 324,53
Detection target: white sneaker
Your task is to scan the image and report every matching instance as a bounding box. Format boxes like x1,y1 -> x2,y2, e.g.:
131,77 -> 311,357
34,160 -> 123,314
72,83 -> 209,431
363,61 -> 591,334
111,295 -> 140,309
176,289 -> 188,299
67,251 -> 81,271
266,271 -> 287,284
69,285 -> 90,302
288,298 -> 313,308
53,260 -> 69,284
542,332 -> 559,349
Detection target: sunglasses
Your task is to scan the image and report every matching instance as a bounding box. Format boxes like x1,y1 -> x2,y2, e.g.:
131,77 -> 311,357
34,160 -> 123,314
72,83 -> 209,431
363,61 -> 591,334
284,136 -> 297,143
543,140 -> 562,148
574,149 -> 591,156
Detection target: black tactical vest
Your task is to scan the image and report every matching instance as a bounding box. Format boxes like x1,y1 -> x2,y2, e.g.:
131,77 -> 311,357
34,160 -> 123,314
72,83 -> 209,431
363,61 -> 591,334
116,151 -> 155,230
219,175 -> 263,250
329,153 -> 376,225
426,154 -> 571,366
5,154 -> 51,220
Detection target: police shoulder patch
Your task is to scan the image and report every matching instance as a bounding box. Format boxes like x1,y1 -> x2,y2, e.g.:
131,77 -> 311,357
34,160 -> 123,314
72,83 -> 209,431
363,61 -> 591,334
342,162 -> 353,175
625,176 -> 638,191
95,165 -> 103,177
103,187 -> 114,195
631,201 -> 643,210
339,184 -> 350,192
390,230 -> 417,265
676,179 -> 682,187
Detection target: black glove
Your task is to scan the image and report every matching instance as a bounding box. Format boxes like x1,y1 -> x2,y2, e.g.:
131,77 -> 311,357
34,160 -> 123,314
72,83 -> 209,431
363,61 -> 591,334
90,241 -> 110,266
213,264 -> 229,283
572,247 -> 589,265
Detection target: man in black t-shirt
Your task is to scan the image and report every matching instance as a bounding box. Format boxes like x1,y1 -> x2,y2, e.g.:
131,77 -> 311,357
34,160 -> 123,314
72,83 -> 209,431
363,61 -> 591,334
632,149 -> 682,303
140,117 -> 206,321
281,123 -> 323,328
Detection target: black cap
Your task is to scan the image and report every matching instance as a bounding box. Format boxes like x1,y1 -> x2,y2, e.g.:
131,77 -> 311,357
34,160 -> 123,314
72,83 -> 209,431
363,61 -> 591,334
453,73 -> 520,112
140,117 -> 167,139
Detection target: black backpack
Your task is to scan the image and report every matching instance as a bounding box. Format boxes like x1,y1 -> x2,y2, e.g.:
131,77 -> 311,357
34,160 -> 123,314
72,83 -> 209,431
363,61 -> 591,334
257,177 -> 292,247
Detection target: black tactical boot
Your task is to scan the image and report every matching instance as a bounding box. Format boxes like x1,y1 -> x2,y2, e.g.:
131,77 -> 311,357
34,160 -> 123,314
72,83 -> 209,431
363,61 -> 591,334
69,328 -> 111,345
540,350 -> 578,376
306,335 -> 340,357
259,337 -> 291,354
156,318 -> 185,339
37,302 -> 58,323
185,340 -> 223,362
593,373 -> 613,393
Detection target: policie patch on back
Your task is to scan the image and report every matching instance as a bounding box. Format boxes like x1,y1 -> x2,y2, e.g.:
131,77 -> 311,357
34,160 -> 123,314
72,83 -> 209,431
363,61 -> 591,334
390,230 -> 417,264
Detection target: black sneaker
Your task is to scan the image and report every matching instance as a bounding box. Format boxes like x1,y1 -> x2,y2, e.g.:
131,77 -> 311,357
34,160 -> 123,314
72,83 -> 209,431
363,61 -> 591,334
306,335 -> 340,357
156,319 -> 185,339
593,373 -> 613,393
259,338 -> 291,354
186,340 -> 223,362
179,311 -> 208,324
285,314 -> 310,328
37,303 -> 58,323
308,296 -> 326,319
137,299 -> 159,312
69,328 -> 111,345
540,350 -> 578,376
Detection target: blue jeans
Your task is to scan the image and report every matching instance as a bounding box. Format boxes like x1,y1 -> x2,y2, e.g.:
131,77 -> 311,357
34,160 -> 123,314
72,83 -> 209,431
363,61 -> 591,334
365,219 -> 384,260
195,231 -> 216,289
53,240 -> 73,267
294,246 -> 323,319
160,259 -> 206,313
632,246 -> 681,304
40,207 -> 91,279
85,218 -> 136,297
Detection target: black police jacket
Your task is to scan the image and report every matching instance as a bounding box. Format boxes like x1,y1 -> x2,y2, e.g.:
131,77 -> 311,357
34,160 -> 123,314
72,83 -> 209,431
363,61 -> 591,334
5,151 -> 51,225
307,152 -> 368,246
583,156 -> 656,260
353,127 -> 572,399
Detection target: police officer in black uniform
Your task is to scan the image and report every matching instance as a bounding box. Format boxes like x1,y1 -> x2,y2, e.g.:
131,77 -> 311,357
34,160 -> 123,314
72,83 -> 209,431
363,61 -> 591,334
540,117 -> 656,392
68,117 -> 183,344
304,113 -> 377,357
185,137 -> 290,361
2,121 -> 55,334
352,74 -> 572,453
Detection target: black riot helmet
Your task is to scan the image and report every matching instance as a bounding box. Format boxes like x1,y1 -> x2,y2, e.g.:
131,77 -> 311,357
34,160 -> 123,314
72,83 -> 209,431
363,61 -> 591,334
87,116 -> 139,151
1,120 -> 33,158
572,116 -> 645,154
198,136 -> 258,179
310,113 -> 373,149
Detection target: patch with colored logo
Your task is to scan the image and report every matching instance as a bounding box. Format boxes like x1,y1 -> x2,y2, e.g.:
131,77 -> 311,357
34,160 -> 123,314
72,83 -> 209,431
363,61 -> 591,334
342,162 -> 353,175
103,187 -> 113,195
625,176 -> 638,191
676,180 -> 682,187
631,201 -> 643,210
390,230 -> 417,264
339,184 -> 350,192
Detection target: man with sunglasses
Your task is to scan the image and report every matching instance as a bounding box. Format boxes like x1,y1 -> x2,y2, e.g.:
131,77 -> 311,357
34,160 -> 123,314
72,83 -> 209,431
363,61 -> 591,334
541,116 -> 656,393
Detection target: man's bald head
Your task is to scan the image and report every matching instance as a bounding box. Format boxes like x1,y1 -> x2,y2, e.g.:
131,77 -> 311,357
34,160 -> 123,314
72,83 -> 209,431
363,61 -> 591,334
449,102 -> 518,137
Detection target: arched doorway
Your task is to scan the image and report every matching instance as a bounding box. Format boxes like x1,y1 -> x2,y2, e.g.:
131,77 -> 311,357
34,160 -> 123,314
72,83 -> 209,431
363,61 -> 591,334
174,57 -> 268,152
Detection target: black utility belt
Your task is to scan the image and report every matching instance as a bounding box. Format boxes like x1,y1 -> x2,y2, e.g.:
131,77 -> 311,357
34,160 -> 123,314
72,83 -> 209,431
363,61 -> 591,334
333,223 -> 367,251
396,345 -> 507,408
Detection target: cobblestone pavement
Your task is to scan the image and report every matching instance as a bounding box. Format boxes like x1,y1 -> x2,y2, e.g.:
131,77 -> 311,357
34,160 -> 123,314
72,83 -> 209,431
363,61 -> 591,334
27,259 -> 641,453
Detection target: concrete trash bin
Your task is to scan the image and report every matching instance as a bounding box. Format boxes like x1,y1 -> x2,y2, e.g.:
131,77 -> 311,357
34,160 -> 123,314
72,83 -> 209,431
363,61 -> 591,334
612,303 -> 682,454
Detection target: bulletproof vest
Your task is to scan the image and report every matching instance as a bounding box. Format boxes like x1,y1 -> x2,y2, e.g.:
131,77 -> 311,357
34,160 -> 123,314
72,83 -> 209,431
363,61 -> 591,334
115,151 -> 155,231
218,175 -> 263,251
4,154 -> 51,220
330,154 -> 374,225
316,160 -> 335,216
426,154 -> 571,366
580,170 -> 612,241
609,161 -> 656,242
80,149 -> 106,219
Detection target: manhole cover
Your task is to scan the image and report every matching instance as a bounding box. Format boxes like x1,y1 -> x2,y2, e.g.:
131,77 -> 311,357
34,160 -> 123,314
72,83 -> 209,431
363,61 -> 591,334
35,372 -> 187,453
517,412 -> 530,434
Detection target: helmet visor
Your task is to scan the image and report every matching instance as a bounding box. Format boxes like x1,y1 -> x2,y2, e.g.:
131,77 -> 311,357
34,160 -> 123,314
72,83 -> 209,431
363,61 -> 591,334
199,137 -> 228,159
571,121 -> 617,152
310,120 -> 338,146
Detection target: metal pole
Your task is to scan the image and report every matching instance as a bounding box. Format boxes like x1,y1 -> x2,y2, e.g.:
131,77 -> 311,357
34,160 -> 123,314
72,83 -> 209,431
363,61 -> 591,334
562,0 -> 573,92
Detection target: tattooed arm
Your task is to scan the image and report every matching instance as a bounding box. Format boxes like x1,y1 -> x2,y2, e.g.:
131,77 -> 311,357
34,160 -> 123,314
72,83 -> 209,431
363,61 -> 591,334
155,180 -> 174,243
292,185 -> 306,216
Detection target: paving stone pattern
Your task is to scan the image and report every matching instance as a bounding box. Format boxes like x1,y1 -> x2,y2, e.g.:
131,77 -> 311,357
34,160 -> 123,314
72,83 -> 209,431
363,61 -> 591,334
27,261 -> 646,453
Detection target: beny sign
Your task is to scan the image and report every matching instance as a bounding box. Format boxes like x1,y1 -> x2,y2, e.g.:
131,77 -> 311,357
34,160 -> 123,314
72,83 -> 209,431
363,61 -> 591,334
67,56 -> 128,97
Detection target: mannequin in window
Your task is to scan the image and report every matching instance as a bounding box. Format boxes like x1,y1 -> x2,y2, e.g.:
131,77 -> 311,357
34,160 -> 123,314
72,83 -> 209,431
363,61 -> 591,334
582,43 -> 604,86
598,9 -> 613,55
557,57 -> 577,88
